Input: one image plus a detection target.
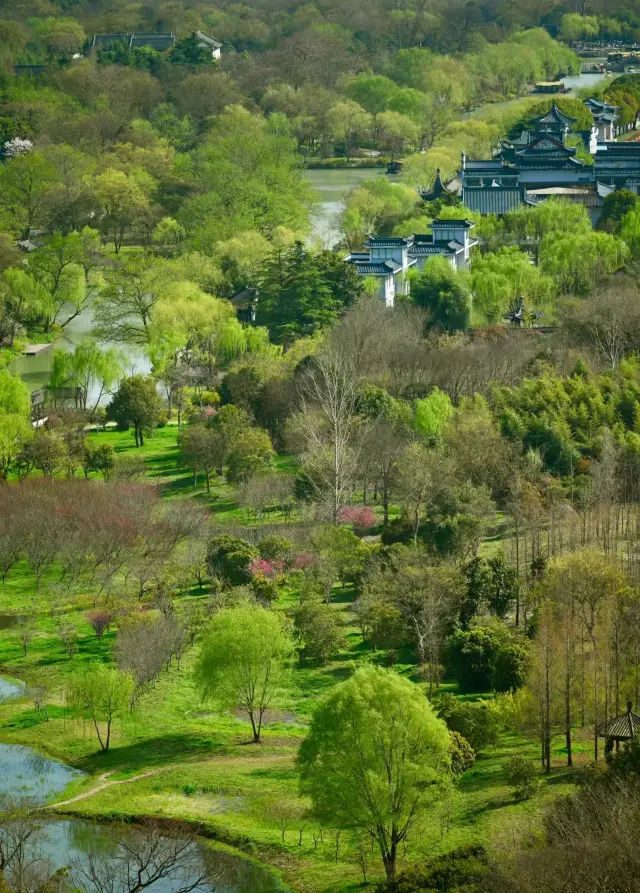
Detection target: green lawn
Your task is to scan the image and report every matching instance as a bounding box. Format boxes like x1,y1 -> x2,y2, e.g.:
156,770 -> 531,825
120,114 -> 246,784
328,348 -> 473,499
0,425 -> 591,893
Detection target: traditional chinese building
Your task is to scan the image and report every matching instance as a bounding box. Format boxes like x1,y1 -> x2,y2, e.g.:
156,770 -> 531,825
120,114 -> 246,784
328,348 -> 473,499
344,219 -> 476,307
458,99 -> 640,221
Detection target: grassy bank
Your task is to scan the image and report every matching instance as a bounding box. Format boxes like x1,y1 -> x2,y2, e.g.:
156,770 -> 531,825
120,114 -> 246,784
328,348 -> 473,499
0,425 -> 591,893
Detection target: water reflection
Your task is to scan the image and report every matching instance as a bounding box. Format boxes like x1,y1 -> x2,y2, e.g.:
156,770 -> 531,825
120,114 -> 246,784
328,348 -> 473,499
0,677 -> 25,700
39,821 -> 284,893
0,743 -> 82,803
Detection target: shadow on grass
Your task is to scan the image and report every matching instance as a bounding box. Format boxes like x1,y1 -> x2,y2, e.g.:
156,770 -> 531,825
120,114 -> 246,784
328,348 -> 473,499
75,733 -> 224,774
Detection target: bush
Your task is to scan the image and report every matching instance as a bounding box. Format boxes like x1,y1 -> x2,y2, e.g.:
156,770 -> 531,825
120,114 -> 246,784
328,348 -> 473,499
492,638 -> 530,692
435,693 -> 502,753
206,534 -> 259,587
258,534 -> 294,564
505,755 -> 538,800
250,573 -> 279,604
450,730 -> 475,776
374,845 -> 488,893
445,623 -> 528,694
294,599 -> 346,664
445,626 -> 502,693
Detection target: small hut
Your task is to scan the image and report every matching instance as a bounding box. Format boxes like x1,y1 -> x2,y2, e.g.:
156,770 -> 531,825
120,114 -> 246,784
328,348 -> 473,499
597,701 -> 640,759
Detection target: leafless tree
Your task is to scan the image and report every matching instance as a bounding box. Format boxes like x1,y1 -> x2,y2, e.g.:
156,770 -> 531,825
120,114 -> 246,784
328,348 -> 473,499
561,281 -> 640,369
56,622 -> 78,659
290,350 -> 365,523
0,800 -> 57,893
16,618 -> 35,658
69,821 -> 214,893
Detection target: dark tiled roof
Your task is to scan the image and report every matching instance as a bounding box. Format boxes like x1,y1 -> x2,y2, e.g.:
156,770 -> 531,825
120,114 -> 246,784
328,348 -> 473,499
365,236 -> 413,247
195,31 -> 222,48
351,260 -> 402,275
462,186 -> 526,214
431,219 -> 475,228
409,244 -> 456,256
534,102 -> 576,127
597,710 -> 640,739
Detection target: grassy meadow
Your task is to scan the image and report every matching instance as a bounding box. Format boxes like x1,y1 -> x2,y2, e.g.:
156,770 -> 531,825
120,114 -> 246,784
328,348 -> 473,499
0,423 -> 592,893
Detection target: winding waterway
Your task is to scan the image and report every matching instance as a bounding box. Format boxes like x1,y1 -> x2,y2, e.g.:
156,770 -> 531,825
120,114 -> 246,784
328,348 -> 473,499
0,686 -> 284,892
10,64 -> 609,395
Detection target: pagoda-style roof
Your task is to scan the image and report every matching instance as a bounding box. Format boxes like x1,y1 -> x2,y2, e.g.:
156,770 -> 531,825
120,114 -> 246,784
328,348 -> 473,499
533,100 -> 576,129
422,168 -> 451,201
597,703 -> 640,740
517,133 -> 574,155
365,235 -> 414,248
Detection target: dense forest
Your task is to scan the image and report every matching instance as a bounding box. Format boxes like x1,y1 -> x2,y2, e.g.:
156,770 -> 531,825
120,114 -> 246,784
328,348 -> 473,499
4,0 -> 640,892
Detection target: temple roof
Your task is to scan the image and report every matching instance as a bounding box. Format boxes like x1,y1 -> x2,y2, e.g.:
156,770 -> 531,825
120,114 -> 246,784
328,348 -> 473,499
534,100 -> 576,128
431,219 -> 475,228
365,235 -> 414,247
462,186 -> 528,215
422,168 -> 451,201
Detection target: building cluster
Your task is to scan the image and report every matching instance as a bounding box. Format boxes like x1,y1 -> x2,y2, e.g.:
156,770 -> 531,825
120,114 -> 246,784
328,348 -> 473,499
456,99 -> 640,219
345,220 -> 476,306
90,31 -> 222,59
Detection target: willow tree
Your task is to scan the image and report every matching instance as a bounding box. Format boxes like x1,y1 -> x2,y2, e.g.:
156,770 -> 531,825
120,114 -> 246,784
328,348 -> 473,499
298,665 -> 451,879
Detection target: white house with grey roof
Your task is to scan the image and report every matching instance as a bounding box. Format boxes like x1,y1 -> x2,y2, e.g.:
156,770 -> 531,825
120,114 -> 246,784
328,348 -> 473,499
345,219 -> 476,307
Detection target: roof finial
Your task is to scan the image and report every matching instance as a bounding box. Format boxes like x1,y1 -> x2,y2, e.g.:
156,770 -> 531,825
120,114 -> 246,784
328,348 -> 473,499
628,700 -> 633,714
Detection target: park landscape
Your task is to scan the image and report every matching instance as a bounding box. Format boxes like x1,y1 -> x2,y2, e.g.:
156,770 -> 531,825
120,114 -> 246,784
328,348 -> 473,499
3,1 -> 640,892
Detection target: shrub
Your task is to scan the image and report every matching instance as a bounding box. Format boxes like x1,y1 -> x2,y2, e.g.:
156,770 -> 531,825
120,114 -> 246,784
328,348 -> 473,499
449,730 -> 475,776
374,845 -> 488,893
258,535 -> 294,564
206,534 -> 259,587
505,755 -> 538,800
338,505 -> 377,531
294,599 -> 346,664
250,573 -> 279,604
492,638 -> 530,692
435,693 -> 502,753
85,609 -> 113,640
248,557 -> 276,579
445,626 -> 502,693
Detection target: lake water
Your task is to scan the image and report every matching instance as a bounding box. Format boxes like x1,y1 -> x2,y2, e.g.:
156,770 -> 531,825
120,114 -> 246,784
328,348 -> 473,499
0,676 -> 25,699
0,738 -> 283,891
306,167 -> 387,247
0,741 -> 82,801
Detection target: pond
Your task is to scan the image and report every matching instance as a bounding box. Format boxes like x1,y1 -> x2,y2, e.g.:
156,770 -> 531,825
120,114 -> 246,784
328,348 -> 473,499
306,166 -> 388,247
0,613 -> 24,630
0,676 -> 25,700
0,738 -> 284,892
39,819 -> 284,893
0,741 -> 82,802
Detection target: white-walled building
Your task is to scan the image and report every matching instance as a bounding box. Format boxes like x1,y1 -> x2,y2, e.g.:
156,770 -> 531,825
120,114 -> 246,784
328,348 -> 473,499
345,219 -> 476,307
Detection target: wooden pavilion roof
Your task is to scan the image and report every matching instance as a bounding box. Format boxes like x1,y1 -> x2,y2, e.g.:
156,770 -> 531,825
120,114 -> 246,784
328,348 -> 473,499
597,703 -> 640,740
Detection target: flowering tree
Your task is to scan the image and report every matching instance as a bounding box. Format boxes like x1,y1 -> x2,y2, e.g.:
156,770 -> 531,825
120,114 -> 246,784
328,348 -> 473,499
338,505 -> 376,531
3,138 -> 33,158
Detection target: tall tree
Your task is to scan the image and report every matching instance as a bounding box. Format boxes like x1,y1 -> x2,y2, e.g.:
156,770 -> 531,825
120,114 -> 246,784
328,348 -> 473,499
194,602 -> 295,743
298,665 -> 451,879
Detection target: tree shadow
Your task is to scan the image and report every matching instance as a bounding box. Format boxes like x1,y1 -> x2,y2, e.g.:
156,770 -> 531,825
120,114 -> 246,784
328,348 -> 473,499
74,733 -> 224,774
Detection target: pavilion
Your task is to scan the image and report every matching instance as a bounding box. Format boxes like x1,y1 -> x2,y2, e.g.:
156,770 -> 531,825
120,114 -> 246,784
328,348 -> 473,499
597,701 -> 640,760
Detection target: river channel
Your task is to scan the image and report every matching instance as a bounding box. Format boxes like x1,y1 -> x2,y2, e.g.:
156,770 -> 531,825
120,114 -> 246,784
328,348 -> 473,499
0,681 -> 284,893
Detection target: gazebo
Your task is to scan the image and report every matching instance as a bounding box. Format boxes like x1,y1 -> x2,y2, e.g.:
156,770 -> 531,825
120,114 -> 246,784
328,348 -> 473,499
597,701 -> 640,759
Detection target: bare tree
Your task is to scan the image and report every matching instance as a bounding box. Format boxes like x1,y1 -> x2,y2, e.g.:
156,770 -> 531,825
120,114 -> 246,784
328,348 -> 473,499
0,801 -> 56,893
70,821 -> 213,893
290,350 -> 365,522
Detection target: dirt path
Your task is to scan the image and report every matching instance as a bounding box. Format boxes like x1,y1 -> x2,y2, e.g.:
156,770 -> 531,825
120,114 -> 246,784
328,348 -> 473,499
45,766 -> 172,809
